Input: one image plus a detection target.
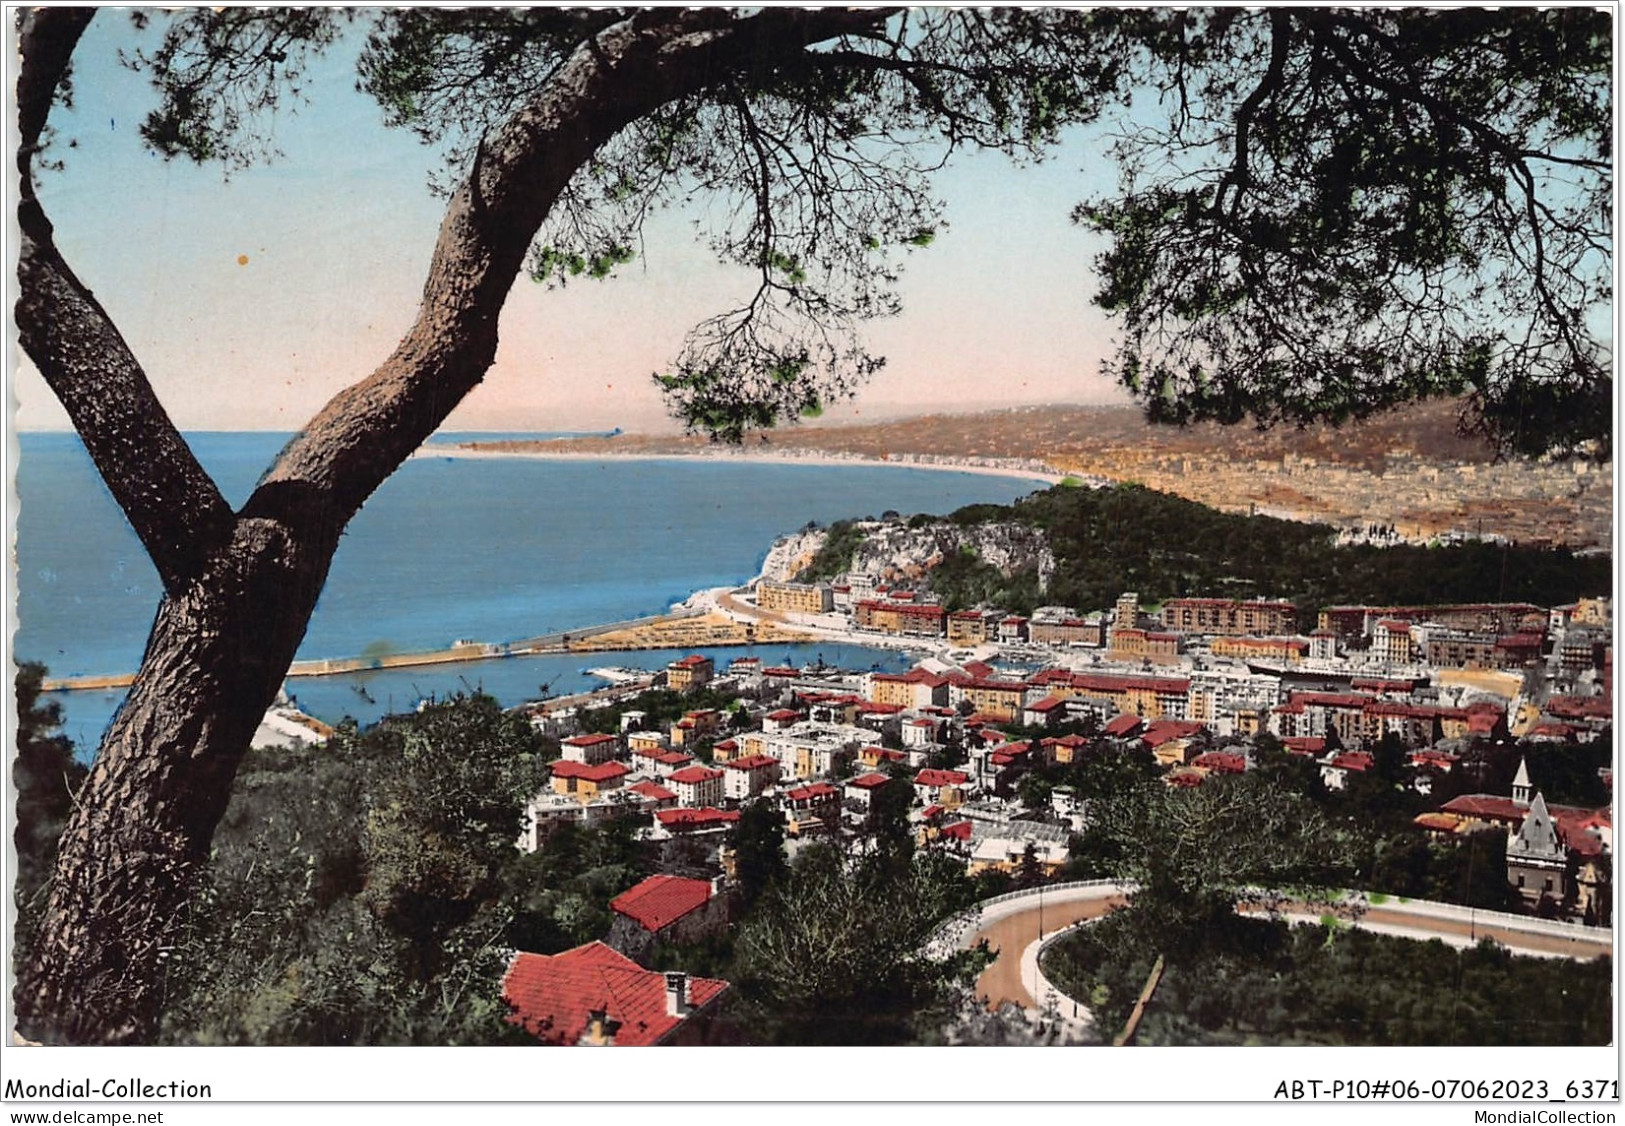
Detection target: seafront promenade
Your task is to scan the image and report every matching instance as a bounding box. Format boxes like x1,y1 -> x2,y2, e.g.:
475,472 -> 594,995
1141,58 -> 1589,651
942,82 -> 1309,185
40,602 -> 822,692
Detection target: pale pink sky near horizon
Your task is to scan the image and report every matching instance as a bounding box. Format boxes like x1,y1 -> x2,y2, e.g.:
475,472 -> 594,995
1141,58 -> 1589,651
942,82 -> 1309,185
11,12 -> 1135,436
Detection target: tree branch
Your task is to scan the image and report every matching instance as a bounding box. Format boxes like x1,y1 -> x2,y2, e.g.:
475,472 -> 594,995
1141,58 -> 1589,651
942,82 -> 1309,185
1213,9 -> 1291,222
248,7 -> 899,533
16,8 -> 236,593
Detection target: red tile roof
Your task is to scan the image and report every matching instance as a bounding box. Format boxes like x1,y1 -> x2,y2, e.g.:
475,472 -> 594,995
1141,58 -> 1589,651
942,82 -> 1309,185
785,782 -> 839,802
669,766 -> 723,785
1030,668 -> 1077,685
1440,794 -> 1525,821
847,772 -> 891,790
1292,692 -> 1374,709
916,768 -> 969,788
655,807 -> 740,830
1365,701 -> 1467,721
940,820 -> 973,841
1140,720 -> 1205,748
1410,750 -> 1459,770
1072,672 -> 1190,694
1351,677 -> 1420,692
1413,812 -> 1463,833
1191,751 -> 1248,774
1102,714 -> 1143,738
610,875 -> 715,933
503,942 -> 728,1046
564,733 -> 619,746
629,780 -> 677,801
1546,695 -> 1613,720
1439,794 -> 1610,856
549,760 -> 631,782
725,754 -> 779,771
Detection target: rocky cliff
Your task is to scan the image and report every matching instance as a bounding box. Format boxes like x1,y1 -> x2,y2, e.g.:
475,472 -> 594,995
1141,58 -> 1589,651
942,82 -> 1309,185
759,519 -> 1055,592
758,527 -> 830,583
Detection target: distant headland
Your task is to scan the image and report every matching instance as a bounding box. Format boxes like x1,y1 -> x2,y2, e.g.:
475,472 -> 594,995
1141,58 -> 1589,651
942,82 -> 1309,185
427,401 -> 1611,549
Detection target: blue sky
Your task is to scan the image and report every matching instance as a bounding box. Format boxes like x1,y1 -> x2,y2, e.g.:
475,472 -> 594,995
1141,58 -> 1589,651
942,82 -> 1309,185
13,10 -> 1135,434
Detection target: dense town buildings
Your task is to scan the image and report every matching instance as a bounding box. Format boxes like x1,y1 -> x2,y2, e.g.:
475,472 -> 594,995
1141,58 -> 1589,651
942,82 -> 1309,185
508,568 -> 1611,1011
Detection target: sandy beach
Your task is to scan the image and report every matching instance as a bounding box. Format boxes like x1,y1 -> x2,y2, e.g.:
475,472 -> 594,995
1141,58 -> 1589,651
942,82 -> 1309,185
415,443 -> 1066,486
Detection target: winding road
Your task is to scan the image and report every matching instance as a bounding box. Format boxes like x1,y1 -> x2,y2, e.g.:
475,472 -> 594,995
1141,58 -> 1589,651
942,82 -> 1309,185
954,884 -> 1613,1013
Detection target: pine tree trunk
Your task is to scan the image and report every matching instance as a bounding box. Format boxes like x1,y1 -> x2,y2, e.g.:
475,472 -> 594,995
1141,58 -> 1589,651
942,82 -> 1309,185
16,517 -> 340,1043
12,6 -> 892,1044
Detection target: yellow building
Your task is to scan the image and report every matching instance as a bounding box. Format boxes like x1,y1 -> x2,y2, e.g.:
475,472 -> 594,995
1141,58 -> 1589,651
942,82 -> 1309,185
947,610 -> 995,645
957,679 -> 1029,721
1211,636 -> 1310,663
549,761 -> 630,804
667,654 -> 714,691
756,580 -> 833,614
670,707 -> 723,747
868,673 -> 918,709
1109,627 -> 1182,665
627,730 -> 666,755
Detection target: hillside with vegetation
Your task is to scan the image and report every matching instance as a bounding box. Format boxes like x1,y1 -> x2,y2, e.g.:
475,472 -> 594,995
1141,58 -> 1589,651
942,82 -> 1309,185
1042,913 -> 1613,1046
818,482 -> 1611,618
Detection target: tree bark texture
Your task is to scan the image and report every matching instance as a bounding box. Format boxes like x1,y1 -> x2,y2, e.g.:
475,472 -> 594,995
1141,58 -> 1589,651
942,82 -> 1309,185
15,8 -> 892,1043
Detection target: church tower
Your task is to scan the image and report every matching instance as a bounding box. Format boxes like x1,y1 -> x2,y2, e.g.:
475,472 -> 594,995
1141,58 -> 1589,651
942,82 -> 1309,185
1506,791 -> 1568,908
1511,756 -> 1532,808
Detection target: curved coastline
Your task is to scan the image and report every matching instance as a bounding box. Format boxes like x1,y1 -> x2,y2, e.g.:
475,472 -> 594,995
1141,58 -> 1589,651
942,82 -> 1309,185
414,443 -> 1066,486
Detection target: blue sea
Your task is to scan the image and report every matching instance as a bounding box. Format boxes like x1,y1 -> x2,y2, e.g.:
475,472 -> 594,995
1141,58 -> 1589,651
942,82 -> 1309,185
15,432 -> 1048,756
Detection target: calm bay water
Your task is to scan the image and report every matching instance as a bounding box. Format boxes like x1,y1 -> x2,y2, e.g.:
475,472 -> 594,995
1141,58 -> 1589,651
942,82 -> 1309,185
16,432 -> 1046,754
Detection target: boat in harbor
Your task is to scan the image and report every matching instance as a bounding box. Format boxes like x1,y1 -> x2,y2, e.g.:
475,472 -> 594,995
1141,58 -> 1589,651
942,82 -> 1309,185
583,666 -> 655,685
